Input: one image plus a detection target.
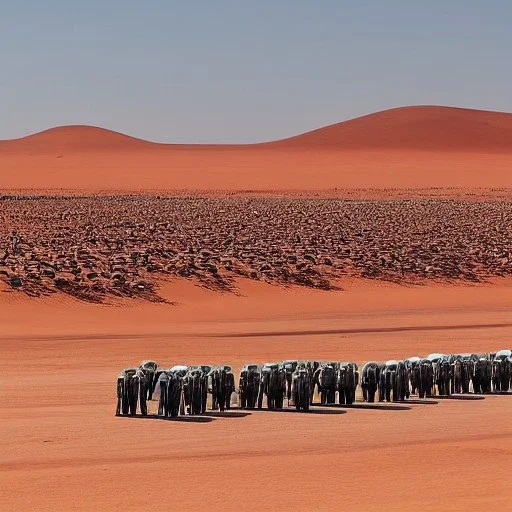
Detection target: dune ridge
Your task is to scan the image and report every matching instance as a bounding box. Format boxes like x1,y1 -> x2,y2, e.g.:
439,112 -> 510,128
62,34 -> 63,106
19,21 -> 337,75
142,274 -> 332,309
1,105 -> 512,191
0,125 -> 155,153
2,105 -> 512,153
275,105 -> 512,151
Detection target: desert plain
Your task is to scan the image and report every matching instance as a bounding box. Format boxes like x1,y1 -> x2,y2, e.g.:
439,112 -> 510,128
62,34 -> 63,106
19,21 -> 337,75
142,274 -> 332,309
1,105 -> 512,511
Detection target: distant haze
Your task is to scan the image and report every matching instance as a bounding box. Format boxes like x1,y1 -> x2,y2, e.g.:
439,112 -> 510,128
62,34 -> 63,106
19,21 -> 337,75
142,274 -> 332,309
1,1 -> 511,143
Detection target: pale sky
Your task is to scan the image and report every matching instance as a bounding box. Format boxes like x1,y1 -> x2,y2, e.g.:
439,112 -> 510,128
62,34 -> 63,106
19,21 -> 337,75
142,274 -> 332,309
1,1 -> 511,142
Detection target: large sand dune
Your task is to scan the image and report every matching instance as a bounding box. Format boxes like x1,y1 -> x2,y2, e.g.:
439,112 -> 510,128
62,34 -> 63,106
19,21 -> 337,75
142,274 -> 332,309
276,105 -> 512,150
1,106 -> 512,191
2,279 -> 512,511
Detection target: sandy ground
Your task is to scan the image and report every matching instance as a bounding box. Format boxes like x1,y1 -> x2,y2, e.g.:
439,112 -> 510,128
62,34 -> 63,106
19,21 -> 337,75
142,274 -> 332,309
2,278 -> 512,511
2,148 -> 512,192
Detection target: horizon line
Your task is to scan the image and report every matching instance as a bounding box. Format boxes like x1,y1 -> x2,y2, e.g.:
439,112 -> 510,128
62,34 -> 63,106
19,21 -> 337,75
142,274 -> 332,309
2,104 -> 512,147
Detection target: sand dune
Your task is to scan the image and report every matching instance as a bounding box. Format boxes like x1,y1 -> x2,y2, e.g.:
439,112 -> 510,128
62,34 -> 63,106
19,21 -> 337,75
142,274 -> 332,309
0,125 -> 155,153
275,105 -> 512,151
4,105 -> 512,153
1,106 -> 512,191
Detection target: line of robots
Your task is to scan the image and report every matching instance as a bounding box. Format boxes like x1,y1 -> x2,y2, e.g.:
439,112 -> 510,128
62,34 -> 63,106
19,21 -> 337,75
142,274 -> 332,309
116,350 -> 512,418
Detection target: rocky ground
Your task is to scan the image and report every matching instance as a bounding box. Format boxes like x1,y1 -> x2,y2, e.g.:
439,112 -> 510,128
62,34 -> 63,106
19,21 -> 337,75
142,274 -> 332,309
0,195 -> 511,301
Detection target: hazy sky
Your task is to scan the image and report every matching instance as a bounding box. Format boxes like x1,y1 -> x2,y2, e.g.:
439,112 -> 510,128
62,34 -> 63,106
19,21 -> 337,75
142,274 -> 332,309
1,1 -> 511,143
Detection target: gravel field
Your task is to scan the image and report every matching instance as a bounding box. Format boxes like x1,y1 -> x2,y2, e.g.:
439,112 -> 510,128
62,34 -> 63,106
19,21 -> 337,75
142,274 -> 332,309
1,196 -> 511,301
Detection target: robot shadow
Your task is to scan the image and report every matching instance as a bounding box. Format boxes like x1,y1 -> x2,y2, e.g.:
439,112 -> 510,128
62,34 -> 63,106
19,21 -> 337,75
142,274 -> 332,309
117,413 -> 215,423
203,411 -> 251,418
434,394 -> 485,400
315,403 -> 411,411
248,406 -> 347,415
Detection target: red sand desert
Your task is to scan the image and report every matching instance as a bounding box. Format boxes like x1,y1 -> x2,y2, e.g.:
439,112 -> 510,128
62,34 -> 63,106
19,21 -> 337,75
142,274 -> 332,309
2,280 -> 512,511
1,105 -> 512,512
1,105 -> 512,192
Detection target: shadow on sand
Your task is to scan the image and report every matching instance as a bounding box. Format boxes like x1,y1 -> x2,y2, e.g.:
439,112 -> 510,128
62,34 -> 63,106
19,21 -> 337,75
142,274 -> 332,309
248,406 -> 347,415
203,411 -> 251,418
315,403 -> 411,411
402,399 -> 439,405
434,394 -> 485,400
117,413 -> 215,423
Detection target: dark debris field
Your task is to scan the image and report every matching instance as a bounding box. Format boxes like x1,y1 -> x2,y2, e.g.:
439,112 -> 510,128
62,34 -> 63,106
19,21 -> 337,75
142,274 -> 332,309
1,196 -> 511,301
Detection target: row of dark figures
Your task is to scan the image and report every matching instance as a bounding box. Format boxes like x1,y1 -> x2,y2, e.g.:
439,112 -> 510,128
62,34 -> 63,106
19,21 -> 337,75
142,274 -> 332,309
355,351 -> 512,404
116,362 -> 236,418
239,361 -> 359,412
116,360 -> 356,418
116,350 -> 512,418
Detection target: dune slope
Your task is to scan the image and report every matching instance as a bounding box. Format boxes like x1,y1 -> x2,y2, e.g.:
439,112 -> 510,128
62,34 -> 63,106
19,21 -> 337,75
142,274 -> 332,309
275,105 -> 512,151
0,125 -> 155,154
3,105 -> 512,153
1,106 -> 512,191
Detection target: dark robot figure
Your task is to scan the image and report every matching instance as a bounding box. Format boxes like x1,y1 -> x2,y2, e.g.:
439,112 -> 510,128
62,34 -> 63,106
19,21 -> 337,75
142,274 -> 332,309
282,360 -> 299,405
239,364 -> 261,409
361,361 -> 381,402
472,357 -> 492,394
210,365 -> 234,411
379,360 -> 409,402
258,363 -> 286,410
292,363 -> 311,412
116,367 -> 137,416
338,362 -> 358,405
183,366 -> 208,415
139,360 -> 158,400
314,363 -> 338,405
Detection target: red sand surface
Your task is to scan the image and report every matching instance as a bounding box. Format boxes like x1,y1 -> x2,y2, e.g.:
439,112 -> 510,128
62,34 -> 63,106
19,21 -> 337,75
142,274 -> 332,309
1,106 -> 512,191
2,278 -> 512,511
